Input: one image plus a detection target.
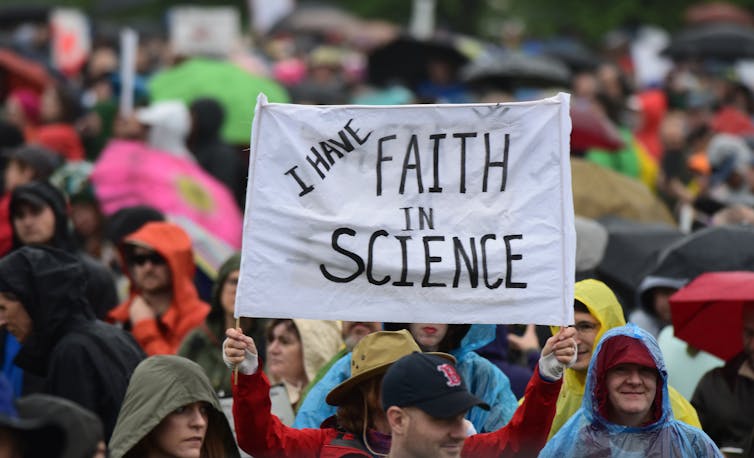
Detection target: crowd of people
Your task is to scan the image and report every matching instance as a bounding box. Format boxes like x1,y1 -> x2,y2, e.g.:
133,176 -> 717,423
1,2 -> 754,457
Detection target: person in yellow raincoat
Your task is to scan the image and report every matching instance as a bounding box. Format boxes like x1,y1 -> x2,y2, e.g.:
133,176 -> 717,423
546,278 -> 701,438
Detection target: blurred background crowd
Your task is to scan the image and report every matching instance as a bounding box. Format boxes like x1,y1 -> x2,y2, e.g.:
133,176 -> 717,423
2,0 -> 754,456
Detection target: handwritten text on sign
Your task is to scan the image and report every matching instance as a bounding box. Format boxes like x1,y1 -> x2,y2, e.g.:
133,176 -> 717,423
237,94 -> 575,325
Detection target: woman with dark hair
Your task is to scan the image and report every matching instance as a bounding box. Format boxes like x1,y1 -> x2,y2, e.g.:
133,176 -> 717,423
35,83 -> 85,161
108,355 -> 240,458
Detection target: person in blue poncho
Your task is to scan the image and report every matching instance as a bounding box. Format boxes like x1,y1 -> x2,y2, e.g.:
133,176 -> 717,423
293,323 -> 518,433
539,324 -> 722,457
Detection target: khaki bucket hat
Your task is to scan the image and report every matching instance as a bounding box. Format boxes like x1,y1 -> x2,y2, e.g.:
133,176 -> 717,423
326,329 -> 454,406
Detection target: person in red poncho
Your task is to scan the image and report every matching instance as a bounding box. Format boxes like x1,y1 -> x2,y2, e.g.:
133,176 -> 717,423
108,221 -> 209,355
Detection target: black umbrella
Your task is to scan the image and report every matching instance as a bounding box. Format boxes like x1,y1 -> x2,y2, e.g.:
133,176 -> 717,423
541,39 -> 601,72
367,35 -> 471,88
662,23 -> 754,61
647,224 -> 754,281
461,51 -> 571,91
595,217 -> 684,310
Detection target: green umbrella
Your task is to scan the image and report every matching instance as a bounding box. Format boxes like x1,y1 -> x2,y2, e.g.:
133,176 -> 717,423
149,58 -> 289,145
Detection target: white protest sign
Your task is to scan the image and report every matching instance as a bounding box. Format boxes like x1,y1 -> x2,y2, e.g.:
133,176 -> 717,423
236,94 -> 575,325
50,8 -> 91,77
169,6 -> 240,58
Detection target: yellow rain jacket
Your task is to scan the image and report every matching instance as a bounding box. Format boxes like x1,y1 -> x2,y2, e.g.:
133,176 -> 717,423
547,279 -> 701,439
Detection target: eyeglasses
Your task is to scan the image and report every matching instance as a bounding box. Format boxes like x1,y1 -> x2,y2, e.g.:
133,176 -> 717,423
130,252 -> 166,267
572,321 -> 599,334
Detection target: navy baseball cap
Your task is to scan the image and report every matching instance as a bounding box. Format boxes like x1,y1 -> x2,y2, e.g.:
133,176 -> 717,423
381,352 -> 489,419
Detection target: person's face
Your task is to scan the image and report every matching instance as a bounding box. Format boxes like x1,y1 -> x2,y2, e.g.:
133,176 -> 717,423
341,321 -> 381,349
40,87 -> 61,123
149,401 -> 208,458
220,270 -> 239,316
652,287 -> 676,324
12,203 -> 56,246
605,363 -> 658,427
572,311 -> 601,371
409,323 -> 449,352
0,292 -> 32,343
70,202 -> 101,238
266,322 -> 305,383
743,306 -> 754,368
92,441 -> 106,458
129,246 -> 171,294
4,97 -> 26,128
399,407 -> 467,458
3,160 -> 34,193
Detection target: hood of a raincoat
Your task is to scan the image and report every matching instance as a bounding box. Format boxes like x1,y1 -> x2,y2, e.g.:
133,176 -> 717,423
0,246 -> 94,375
16,394 -> 103,458
109,221 -> 209,331
108,355 -> 240,458
292,319 -> 343,382
566,279 -> 627,386
584,324 -> 668,430
636,275 -> 687,317
540,324 -> 721,458
9,180 -> 75,251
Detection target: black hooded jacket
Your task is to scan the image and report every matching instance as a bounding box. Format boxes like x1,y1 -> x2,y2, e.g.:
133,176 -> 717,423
0,246 -> 145,440
188,98 -> 246,209
9,180 -> 118,319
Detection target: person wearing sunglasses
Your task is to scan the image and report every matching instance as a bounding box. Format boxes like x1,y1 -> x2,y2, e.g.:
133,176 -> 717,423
107,221 -> 209,356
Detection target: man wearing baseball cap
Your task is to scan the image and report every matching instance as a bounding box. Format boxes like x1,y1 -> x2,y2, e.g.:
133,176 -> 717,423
382,352 -> 489,458
382,327 -> 578,458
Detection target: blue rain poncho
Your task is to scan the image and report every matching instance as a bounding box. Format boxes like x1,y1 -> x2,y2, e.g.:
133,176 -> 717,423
539,324 -> 722,457
293,324 -> 518,432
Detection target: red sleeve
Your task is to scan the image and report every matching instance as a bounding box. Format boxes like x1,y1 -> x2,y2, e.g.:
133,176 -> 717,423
232,359 -> 333,458
131,318 -> 176,355
462,366 -> 562,458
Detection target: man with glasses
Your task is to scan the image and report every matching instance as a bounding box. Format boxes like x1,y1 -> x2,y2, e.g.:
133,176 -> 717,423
107,221 -> 209,356
545,279 -> 701,438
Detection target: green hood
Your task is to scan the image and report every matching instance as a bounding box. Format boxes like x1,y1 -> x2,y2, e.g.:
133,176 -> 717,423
108,355 -> 240,458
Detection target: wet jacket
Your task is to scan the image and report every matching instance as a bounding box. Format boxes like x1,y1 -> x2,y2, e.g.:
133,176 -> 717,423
692,352 -> 754,450
10,181 -> 119,319
108,355 -> 240,458
547,279 -> 701,439
540,324 -> 721,457
108,222 -> 210,355
294,324 -> 518,433
233,358 -> 561,458
0,246 -> 144,440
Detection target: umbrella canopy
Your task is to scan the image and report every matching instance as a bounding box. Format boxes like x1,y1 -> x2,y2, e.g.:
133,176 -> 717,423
670,271 -> 754,360
90,140 -> 243,248
149,58 -> 289,145
461,50 -> 571,90
571,158 -> 676,225
367,35 -> 472,89
662,23 -> 754,61
570,99 -> 624,152
645,224 -> 754,281
541,39 -> 601,72
596,217 -> 684,306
